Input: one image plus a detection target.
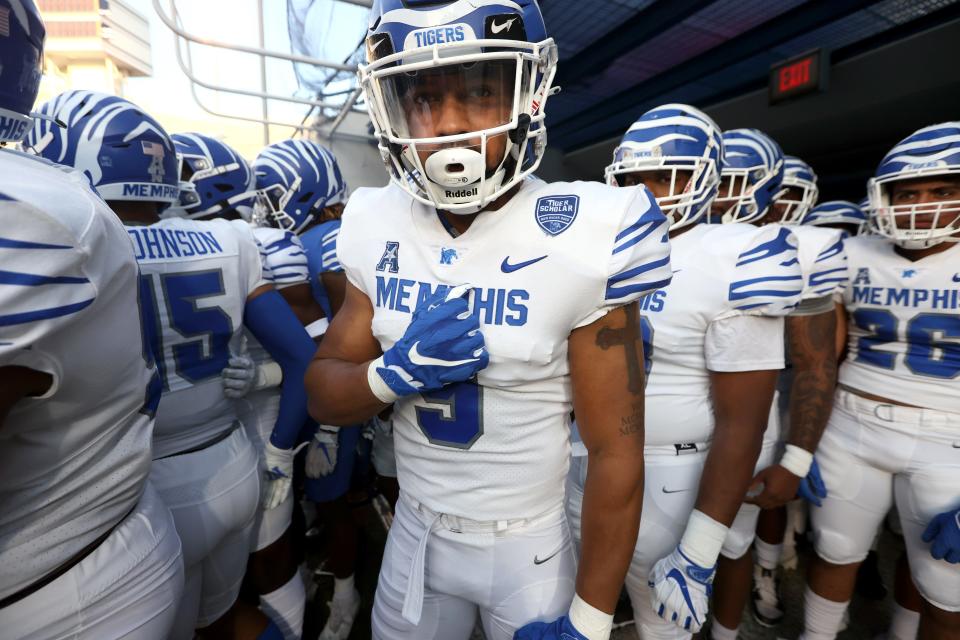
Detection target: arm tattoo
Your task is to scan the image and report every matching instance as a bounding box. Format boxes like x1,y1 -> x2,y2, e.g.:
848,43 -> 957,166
787,312 -> 838,452
596,303 -> 645,395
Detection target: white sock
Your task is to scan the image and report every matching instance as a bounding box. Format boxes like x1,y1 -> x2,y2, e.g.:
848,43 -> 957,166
887,602 -> 920,640
801,587 -> 849,640
754,538 -> 783,571
260,573 -> 306,640
333,574 -> 355,600
711,616 -> 739,640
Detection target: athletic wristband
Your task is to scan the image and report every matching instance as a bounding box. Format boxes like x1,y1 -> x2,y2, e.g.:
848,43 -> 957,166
254,361 -> 283,390
780,444 -> 814,478
679,509 -> 729,568
568,593 -> 613,640
305,318 -> 330,338
366,356 -> 399,404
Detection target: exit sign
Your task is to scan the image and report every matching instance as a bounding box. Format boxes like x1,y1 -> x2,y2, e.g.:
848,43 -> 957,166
769,49 -> 829,104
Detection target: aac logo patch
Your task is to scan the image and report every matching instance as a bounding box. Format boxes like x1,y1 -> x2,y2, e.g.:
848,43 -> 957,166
535,195 -> 579,236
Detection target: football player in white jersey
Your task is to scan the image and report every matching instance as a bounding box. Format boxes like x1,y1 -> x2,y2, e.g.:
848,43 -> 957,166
171,132 -> 322,640
568,108 -> 803,638
27,91 -> 317,640
800,123 -> 960,640
709,147 -> 848,637
253,138 -> 365,640
0,5 -> 185,637
306,2 -> 674,639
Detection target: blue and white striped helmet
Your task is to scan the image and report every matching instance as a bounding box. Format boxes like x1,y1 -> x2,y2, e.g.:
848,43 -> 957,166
715,128 -> 785,224
605,103 -> 722,231
802,200 -> 866,236
171,133 -> 256,221
359,0 -> 557,214
25,91 -> 179,208
0,0 -> 45,143
253,139 -> 347,234
868,122 -> 960,249
773,155 -> 818,224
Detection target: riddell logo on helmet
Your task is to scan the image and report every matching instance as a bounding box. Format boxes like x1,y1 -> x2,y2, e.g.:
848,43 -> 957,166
445,187 -> 478,198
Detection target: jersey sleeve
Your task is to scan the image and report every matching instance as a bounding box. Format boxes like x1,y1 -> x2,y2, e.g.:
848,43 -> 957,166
259,229 -> 310,288
804,232 -> 848,299
577,186 -> 672,328
704,314 -> 785,372
0,198 -> 98,372
319,219 -> 344,274
722,225 -> 804,319
229,220 -> 272,297
336,205 -> 366,295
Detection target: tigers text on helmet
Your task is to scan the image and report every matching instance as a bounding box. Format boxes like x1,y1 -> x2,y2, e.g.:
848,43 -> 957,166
171,133 -> 256,221
0,0 -> 44,144
773,155 -> 818,224
868,122 -> 960,249
802,200 -> 867,237
253,139 -> 347,233
360,0 -> 558,214
714,128 -> 785,224
25,91 -> 179,208
605,103 -> 722,232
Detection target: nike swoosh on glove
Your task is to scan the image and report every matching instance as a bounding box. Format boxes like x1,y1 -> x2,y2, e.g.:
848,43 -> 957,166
648,546 -> 715,633
262,440 -> 307,510
513,615 -> 588,640
797,457 -> 828,507
375,284 -> 488,398
305,426 -> 339,478
922,508 -> 960,564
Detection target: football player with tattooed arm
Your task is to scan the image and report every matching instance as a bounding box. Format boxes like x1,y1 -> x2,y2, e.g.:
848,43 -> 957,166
708,152 -> 848,636
799,124 -> 960,640
568,111 -> 804,639
305,2 -> 673,639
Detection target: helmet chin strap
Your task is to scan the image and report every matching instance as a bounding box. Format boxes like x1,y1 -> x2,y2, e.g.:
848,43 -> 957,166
422,146 -> 509,215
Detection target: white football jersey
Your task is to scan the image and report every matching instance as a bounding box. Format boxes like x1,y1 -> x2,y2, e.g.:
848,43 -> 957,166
791,225 -> 848,303
339,180 -> 672,521
839,237 -> 960,414
0,150 -> 157,600
245,225 -> 309,367
643,223 -> 804,446
129,217 -> 270,457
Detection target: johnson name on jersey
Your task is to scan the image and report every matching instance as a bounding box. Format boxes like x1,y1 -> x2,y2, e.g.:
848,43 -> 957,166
0,151 -> 159,600
130,216 -> 270,457
840,236 -> 960,413
642,223 -> 804,446
338,179 -> 672,521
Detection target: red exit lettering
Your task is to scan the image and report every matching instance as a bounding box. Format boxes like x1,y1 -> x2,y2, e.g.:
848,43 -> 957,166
779,58 -> 813,92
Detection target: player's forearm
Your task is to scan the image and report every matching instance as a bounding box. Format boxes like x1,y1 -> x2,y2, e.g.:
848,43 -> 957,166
577,449 -> 644,613
305,357 -> 388,425
786,312 -> 838,454
695,417 -> 766,526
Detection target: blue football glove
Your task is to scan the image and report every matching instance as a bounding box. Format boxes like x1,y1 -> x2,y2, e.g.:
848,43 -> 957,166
922,508 -> 960,564
648,546 -> 715,633
513,615 -> 588,640
373,285 -> 488,398
797,457 -> 828,507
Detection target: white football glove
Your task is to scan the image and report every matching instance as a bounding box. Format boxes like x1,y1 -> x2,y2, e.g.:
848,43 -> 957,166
648,545 -> 715,633
222,355 -> 256,399
305,426 -> 340,478
262,440 -> 306,510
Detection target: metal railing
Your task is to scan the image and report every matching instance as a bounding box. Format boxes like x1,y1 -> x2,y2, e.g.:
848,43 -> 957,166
153,0 -> 371,145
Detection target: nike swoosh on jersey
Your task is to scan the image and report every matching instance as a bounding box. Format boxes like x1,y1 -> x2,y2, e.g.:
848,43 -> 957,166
661,486 -> 690,494
500,255 -> 547,273
953,273 -> 960,282
408,342 -> 478,368
491,17 -> 517,34
534,546 -> 564,565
